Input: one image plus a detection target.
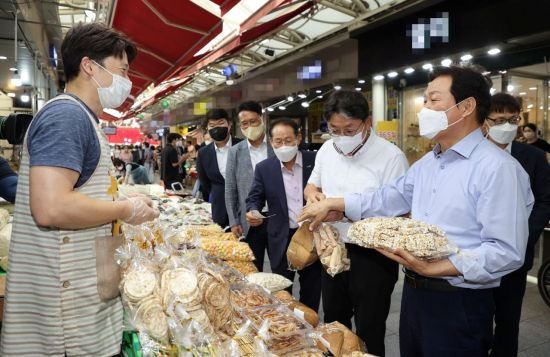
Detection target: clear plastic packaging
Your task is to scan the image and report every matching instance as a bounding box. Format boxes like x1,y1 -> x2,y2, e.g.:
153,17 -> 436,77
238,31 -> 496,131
230,283 -> 278,310
313,224 -> 350,277
245,272 -> 293,293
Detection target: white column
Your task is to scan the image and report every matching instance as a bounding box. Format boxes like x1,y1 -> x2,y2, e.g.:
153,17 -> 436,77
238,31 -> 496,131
372,79 -> 386,125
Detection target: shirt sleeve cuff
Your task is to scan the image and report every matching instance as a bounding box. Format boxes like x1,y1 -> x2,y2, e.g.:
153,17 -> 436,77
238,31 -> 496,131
344,193 -> 362,222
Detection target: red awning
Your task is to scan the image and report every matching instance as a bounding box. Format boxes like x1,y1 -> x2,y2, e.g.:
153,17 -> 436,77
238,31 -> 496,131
107,127 -> 153,145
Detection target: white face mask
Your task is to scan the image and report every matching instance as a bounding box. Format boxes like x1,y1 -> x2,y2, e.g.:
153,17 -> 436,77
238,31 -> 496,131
274,145 -> 298,163
91,60 -> 132,109
242,121 -> 265,141
332,124 -> 366,157
417,99 -> 468,139
488,122 -> 518,145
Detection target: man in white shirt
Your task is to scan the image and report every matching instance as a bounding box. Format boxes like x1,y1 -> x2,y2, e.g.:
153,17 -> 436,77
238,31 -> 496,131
197,108 -> 242,227
304,90 -> 409,356
225,101 -> 274,270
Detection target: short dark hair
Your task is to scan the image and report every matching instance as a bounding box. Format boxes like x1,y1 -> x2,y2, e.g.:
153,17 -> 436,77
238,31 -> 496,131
61,23 -> 137,82
269,118 -> 299,137
490,93 -> 521,115
204,108 -> 231,128
429,66 -> 491,124
237,101 -> 262,116
112,158 -> 125,168
166,133 -> 182,143
524,123 -> 538,132
323,90 -> 370,122
143,142 -> 150,148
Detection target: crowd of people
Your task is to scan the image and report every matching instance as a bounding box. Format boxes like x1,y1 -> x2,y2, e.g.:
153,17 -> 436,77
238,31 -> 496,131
1,21 -> 550,357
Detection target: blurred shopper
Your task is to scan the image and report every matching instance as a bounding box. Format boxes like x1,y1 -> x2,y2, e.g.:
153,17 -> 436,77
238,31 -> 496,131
225,101 -> 274,270
483,93 -> 550,357
113,158 -> 152,185
0,157 -> 17,203
0,23 -> 159,357
161,133 -> 189,189
143,141 -> 155,182
113,144 -> 121,159
523,123 -> 550,153
120,144 -> 132,163
196,109 -> 241,227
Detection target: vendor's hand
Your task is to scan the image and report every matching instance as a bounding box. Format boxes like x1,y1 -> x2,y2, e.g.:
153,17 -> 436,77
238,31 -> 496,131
298,200 -> 333,231
375,248 -> 457,277
246,211 -> 264,227
231,225 -> 243,237
122,196 -> 160,225
306,191 -> 326,205
325,210 -> 344,222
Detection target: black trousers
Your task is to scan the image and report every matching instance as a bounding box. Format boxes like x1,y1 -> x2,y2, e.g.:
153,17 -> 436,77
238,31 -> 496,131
245,221 -> 268,272
271,228 -> 322,312
400,280 -> 494,357
322,244 -> 398,357
491,267 -> 528,357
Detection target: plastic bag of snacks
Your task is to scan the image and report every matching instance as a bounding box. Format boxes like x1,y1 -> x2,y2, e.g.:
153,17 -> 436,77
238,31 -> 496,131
224,260 -> 258,276
246,272 -> 292,293
347,217 -> 459,260
200,238 -> 255,262
313,224 -> 350,277
272,290 -> 320,328
314,321 -> 366,357
286,222 -> 318,270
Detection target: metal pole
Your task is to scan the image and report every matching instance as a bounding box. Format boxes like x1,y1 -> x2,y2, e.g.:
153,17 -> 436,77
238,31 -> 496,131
14,10 -> 17,64
543,79 -> 548,140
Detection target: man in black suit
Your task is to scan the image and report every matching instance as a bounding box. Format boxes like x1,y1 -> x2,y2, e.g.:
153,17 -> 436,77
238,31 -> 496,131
483,93 -> 550,357
196,109 -> 241,227
245,118 -> 322,311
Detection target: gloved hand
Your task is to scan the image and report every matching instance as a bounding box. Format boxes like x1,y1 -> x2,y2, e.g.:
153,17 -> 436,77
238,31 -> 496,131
122,196 -> 159,225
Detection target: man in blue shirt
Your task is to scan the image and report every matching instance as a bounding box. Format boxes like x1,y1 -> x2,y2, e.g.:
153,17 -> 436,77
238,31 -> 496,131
299,66 -> 533,356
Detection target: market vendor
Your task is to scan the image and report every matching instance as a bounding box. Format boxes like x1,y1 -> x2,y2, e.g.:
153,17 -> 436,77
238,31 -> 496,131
301,90 -> 408,356
113,158 -> 153,185
0,23 -> 159,357
298,66 -> 533,356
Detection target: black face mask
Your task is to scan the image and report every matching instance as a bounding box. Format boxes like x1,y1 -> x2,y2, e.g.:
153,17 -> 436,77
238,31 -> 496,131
209,126 -> 229,141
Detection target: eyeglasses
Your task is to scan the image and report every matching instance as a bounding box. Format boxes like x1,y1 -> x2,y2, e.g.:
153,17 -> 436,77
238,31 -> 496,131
272,138 -> 297,146
328,123 -> 364,137
486,115 -> 521,126
240,117 -> 261,128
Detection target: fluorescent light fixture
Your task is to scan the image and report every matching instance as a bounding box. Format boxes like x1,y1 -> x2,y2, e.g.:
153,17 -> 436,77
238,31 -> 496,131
9,67 -> 17,71
499,70 -> 507,74
226,79 -> 234,85
540,106 -> 544,110
278,106 -> 286,110
507,84 -> 514,92
7,92 -> 15,97
358,79 -> 366,84
287,95 -> 294,101
488,48 -> 501,55
267,107 -> 274,112
482,71 -> 491,76
460,54 -> 473,61
298,94 -> 307,99
519,92 -> 527,95
373,75 -> 384,81
529,87 -> 537,90
317,95 -> 323,99
355,87 -> 362,91
315,90 -> 322,93
441,58 -> 452,67
334,85 -> 342,90
301,102 -> 310,108
21,93 -> 29,102
404,67 -> 415,74
387,71 -> 398,78
422,63 -> 433,70
527,104 -> 534,109
11,77 -> 21,87
0,56 -> 6,60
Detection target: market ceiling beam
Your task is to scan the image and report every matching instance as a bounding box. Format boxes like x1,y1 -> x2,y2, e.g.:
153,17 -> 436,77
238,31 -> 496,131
136,46 -> 173,66
319,0 -> 359,17
140,0 -> 208,35
351,0 -> 369,13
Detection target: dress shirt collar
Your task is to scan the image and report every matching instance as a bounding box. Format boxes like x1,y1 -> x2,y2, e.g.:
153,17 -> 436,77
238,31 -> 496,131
433,128 -> 484,159
215,136 -> 232,151
247,135 -> 267,150
505,142 -> 512,154
280,150 -> 302,170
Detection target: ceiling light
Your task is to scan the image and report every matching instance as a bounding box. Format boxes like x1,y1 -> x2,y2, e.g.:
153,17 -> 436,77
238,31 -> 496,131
358,79 -> 366,84
529,87 -> 537,90
20,93 -> 29,103
7,92 -> 15,98
267,107 -> 274,112
460,54 -> 473,61
387,71 -> 398,78
298,93 -> 307,99
301,102 -> 310,108
9,67 -> 17,72
315,90 -> 322,93
11,71 -> 21,87
540,106 -> 544,110
355,87 -> 362,91
317,95 -> 323,99
278,106 -> 286,110
0,56 -> 6,60
373,75 -> 384,81
482,71 -> 491,76
499,70 -> 507,74
527,104 -> 533,109
507,84 -> 514,92
488,48 -> 501,55
404,67 -> 415,74
334,85 -> 342,90
226,79 -> 234,85
415,96 -> 424,104
519,92 -> 527,96
440,58 -> 452,67
490,88 -> 496,95
287,95 -> 294,101
422,63 -> 433,70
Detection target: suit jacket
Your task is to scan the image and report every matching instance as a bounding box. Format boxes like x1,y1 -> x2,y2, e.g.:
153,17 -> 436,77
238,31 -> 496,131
225,137 -> 274,236
196,137 -> 242,227
245,150 -> 316,268
511,141 -> 550,270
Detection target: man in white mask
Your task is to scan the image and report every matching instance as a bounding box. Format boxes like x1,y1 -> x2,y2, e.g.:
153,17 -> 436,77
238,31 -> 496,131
483,93 -> 550,357
225,101 -> 274,271
1,23 -> 159,357
303,90 -> 409,356
299,67 -> 534,357
245,119 -> 322,310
